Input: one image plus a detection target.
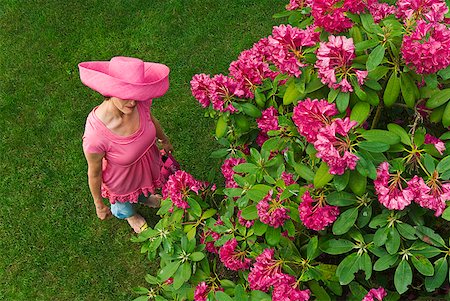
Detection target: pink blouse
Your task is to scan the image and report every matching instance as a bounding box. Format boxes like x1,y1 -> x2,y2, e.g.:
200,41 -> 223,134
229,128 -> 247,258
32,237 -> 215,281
82,100 -> 163,204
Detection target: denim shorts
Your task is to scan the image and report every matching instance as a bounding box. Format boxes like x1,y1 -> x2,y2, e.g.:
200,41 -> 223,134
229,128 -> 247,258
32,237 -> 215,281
110,194 -> 148,219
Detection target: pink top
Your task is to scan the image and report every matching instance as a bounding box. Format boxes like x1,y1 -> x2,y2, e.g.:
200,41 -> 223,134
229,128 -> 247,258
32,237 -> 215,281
82,100 -> 163,204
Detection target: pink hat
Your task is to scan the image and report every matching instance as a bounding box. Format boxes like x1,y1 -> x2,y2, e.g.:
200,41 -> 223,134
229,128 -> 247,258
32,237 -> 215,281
78,56 -> 170,101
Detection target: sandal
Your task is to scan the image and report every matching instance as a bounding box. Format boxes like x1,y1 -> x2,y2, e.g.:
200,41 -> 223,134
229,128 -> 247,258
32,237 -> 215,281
144,194 -> 162,208
126,214 -> 148,233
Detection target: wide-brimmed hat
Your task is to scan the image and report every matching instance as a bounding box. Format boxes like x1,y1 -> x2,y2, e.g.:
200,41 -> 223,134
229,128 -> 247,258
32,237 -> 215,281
78,56 -> 170,101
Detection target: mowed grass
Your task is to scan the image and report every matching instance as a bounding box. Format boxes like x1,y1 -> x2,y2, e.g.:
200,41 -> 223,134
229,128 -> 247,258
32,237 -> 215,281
0,0 -> 285,299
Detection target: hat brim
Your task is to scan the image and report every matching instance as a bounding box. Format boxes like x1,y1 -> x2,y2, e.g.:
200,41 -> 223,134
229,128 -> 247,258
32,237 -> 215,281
78,61 -> 170,101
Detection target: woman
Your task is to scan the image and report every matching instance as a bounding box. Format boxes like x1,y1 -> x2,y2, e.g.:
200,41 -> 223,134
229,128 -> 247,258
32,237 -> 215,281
79,56 -> 173,233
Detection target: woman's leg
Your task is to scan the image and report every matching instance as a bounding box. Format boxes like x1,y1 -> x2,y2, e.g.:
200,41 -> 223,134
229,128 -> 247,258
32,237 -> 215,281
110,202 -> 147,233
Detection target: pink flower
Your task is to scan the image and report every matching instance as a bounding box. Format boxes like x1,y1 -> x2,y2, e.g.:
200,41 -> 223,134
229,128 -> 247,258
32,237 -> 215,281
362,287 -> 387,301
401,21 -> 450,74
315,35 -> 368,92
194,282 -> 209,301
162,170 -> 205,209
238,210 -> 255,228
314,118 -> 359,175
292,98 -> 339,143
248,249 -> 284,292
396,0 -> 448,22
344,0 -> 366,14
281,171 -> 296,186
200,218 -> 224,253
298,191 -> 340,231
229,41 -> 279,98
311,0 -> 353,33
221,157 -> 246,188
208,74 -> 244,113
272,275 -> 311,301
286,0 -> 312,11
191,74 -> 213,108
367,0 -> 396,22
257,190 -> 290,228
425,134 -> 446,155
256,132 -> 269,147
374,162 -> 414,210
257,107 -> 280,133
219,238 -> 252,271
267,25 -> 320,77
408,174 -> 450,216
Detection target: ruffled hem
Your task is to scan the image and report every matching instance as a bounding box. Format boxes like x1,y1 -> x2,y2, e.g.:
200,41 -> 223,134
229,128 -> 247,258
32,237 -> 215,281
102,179 -> 164,204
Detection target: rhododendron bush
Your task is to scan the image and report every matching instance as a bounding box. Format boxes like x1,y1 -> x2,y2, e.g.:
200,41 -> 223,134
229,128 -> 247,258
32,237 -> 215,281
133,1 -> 450,300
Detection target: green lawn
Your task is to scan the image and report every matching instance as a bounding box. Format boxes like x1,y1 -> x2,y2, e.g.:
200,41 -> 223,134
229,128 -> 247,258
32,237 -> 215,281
0,0 -> 285,299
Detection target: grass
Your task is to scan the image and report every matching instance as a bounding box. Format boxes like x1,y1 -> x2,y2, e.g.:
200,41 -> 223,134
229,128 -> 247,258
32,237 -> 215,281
0,0 -> 285,299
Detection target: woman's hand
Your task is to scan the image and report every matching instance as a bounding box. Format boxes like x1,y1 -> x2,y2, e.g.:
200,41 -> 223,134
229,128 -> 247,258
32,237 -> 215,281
95,203 -> 112,220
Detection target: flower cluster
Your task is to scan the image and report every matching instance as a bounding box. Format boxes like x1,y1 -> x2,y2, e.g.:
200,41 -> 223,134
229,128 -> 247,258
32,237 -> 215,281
162,170 -> 205,209
219,238 -> 252,271
194,282 -> 223,301
293,99 -> 359,174
362,287 -> 387,301
257,106 -> 280,133
298,190 -> 340,231
315,35 -> 368,92
237,210 -> 255,228
401,21 -> 450,74
248,249 -> 310,301
286,0 -> 311,11
367,0 -> 396,23
310,0 -> 353,33
314,118 -> 359,175
221,157 -> 246,188
292,98 -> 338,143
396,0 -> 448,23
257,190 -> 290,228
375,162 -> 449,215
200,217 -> 224,254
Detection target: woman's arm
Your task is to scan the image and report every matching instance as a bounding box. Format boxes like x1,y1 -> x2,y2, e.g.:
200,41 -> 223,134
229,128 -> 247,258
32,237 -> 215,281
84,151 -> 111,220
150,113 -> 174,153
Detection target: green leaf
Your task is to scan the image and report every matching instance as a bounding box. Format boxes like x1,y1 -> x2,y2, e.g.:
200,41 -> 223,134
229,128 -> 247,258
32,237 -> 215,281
374,253 -> 399,271
305,76 -> 324,93
336,92 -> 350,113
394,260 -> 412,294
253,220 -> 268,236
210,148 -> 230,158
233,163 -> 258,173
355,39 -> 379,52
241,205 -> 258,220
326,191 -> 357,206
374,226 -> 390,247
158,261 -> 181,281
396,223 -> 416,240
400,73 -> 418,108
234,284 -> 248,301
425,257 -> 448,292
441,207 -> 450,221
369,66 -> 389,81
283,80 -> 303,105
386,227 -> 401,254
369,213 -> 389,228
424,73 -> 438,89
426,88 -> 450,109
314,161 -> 334,188
336,253 -> 360,285
437,155 -> 450,173
361,13 -> 382,34
241,103 -> 261,118
362,129 -> 401,145
333,208 -> 359,235
308,280 -> 331,301
442,101 -> 450,127
132,287 -> 150,294
348,170 -> 367,196
367,45 -> 385,71
215,291 -> 234,301
307,236 -> 319,260
411,254 -> 434,276
415,225 -> 446,247
190,252 -> 205,262
266,226 -> 281,246
383,72 -> 401,107
321,239 -> 355,255
361,252 -> 373,280
358,141 -> 390,152
187,198 -> 202,218
350,102 -> 371,126
250,290 -> 271,301
201,209 -> 217,220
293,163 -> 315,182
333,171 -> 350,191
144,274 -> 159,285
357,205 -> 372,228
387,123 -> 411,145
